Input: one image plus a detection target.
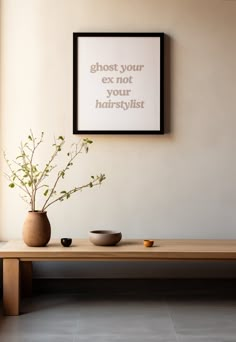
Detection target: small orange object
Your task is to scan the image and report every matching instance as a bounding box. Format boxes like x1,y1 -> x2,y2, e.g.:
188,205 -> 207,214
143,239 -> 154,247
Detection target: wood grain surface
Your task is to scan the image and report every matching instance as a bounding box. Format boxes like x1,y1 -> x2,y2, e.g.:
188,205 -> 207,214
1,239 -> 236,260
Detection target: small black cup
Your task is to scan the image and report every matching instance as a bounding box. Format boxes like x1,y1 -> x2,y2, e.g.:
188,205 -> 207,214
61,238 -> 72,247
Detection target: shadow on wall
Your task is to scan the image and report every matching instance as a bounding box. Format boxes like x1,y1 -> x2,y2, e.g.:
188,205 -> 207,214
0,0 -> 3,241
164,34 -> 172,134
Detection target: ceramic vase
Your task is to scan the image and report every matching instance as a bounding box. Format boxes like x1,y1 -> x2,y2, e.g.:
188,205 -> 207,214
23,211 -> 51,247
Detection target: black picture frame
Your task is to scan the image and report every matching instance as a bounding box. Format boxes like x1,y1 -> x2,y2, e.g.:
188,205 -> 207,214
73,32 -> 164,134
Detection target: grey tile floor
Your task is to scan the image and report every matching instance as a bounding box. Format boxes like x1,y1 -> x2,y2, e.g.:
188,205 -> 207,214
1,292 -> 236,342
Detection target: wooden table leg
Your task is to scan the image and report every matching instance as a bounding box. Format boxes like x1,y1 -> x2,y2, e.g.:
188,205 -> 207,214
21,261 -> 32,297
3,259 -> 20,316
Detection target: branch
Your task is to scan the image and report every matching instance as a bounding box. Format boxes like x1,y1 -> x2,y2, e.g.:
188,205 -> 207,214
41,141 -> 86,211
35,137 -> 65,188
42,174 -> 106,211
4,153 -> 32,198
28,131 -> 44,211
4,172 -> 31,196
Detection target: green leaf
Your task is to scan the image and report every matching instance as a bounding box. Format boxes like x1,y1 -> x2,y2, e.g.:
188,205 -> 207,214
44,189 -> 49,196
84,138 -> 93,144
28,135 -> 32,140
9,183 -> 15,188
58,136 -> 64,141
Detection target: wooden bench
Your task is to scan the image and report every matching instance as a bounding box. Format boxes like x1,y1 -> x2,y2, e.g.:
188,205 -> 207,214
1,239 -> 236,316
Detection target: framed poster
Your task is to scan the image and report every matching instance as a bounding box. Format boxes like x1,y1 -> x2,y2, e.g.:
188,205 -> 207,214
73,32 -> 164,134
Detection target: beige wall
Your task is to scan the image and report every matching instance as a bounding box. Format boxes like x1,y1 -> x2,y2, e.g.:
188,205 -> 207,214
1,0 -> 236,277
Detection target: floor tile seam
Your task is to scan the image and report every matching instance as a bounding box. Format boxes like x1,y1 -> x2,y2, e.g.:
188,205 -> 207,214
175,331 -> 236,338
174,332 -> 229,341
73,331 -> 177,337
164,295 -> 180,342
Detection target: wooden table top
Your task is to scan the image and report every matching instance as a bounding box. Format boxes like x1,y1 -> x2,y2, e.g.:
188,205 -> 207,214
1,239 -> 236,260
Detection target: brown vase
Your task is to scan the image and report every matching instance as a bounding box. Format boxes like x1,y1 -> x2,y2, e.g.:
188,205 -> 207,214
23,211 -> 51,247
